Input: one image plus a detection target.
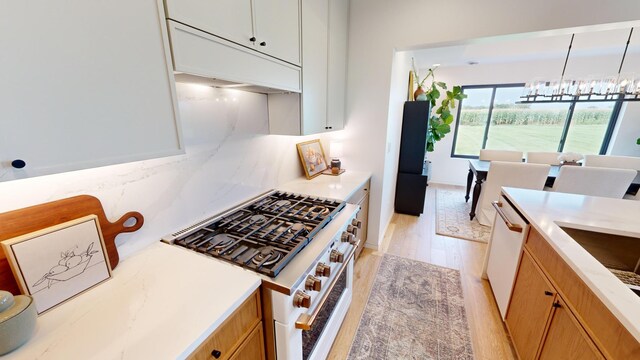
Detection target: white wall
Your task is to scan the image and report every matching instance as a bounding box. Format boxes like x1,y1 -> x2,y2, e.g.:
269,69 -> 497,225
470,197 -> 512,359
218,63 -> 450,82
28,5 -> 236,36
422,53 -> 640,186
0,83 -> 340,260
609,103 -> 640,156
346,0 -> 640,249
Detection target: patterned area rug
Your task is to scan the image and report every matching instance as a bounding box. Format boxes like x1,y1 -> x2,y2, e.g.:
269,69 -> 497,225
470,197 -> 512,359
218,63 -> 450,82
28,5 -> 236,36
435,188 -> 491,243
348,254 -> 474,360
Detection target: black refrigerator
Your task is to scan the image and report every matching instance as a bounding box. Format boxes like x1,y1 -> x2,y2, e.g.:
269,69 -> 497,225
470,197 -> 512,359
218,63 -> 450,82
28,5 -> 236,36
394,101 -> 431,216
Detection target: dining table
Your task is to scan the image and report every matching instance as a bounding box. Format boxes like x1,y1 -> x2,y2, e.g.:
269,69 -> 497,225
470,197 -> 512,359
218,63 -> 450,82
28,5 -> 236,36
465,159 -> 640,220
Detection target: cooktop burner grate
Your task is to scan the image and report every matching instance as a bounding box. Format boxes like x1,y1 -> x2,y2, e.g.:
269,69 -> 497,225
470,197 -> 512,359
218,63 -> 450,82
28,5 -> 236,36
170,191 -> 345,277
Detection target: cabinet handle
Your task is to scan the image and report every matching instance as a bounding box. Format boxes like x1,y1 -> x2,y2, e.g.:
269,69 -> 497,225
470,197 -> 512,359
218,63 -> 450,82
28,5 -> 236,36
491,201 -> 523,233
249,36 -> 256,42
552,301 -> 561,308
544,291 -> 553,296
211,349 -> 221,358
11,159 -> 26,169
260,41 -> 267,46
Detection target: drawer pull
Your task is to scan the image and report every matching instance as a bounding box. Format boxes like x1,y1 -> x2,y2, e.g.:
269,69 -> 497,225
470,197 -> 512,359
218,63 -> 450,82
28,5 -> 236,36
491,201 -> 523,233
544,291 -> 553,296
211,349 -> 221,358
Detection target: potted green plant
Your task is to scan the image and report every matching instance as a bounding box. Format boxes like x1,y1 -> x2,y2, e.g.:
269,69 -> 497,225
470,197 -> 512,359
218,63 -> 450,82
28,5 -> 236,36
412,61 -> 467,152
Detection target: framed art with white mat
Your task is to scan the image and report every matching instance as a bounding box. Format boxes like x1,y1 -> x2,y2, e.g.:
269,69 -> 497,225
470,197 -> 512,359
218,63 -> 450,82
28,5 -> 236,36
1,215 -> 112,314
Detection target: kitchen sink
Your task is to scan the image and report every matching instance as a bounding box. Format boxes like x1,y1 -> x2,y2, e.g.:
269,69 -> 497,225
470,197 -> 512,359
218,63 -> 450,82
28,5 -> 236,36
558,224 -> 640,297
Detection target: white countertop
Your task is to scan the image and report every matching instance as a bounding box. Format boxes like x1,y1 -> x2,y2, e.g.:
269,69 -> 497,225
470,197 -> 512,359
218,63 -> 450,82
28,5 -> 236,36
502,187 -> 640,341
4,242 -> 261,360
278,171 -> 372,201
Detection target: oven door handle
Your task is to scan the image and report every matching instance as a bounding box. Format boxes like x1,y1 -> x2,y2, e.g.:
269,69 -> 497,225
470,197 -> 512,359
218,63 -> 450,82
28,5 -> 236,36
295,240 -> 359,331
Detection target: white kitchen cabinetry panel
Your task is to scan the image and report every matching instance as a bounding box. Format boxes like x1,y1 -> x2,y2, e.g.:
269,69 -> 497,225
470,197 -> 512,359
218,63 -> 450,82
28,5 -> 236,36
0,0 -> 183,182
168,21 -> 302,93
164,0 -> 301,66
484,195 -> 529,319
164,0 -> 254,48
268,0 -> 348,136
326,0 -> 349,131
253,0 -> 302,65
301,0 -> 330,135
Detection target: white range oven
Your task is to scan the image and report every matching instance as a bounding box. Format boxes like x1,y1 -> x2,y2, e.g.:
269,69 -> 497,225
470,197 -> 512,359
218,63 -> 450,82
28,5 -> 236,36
162,190 -> 361,359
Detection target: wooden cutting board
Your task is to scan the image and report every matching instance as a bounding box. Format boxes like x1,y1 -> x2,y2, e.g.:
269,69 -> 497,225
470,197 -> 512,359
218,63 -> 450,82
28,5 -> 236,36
0,195 -> 144,295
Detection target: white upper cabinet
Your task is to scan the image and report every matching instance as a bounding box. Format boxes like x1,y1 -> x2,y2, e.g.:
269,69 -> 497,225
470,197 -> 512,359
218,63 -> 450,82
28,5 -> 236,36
268,0 -> 349,135
301,0 -> 329,135
164,0 -> 301,66
326,0 -> 349,131
253,0 -> 302,65
0,0 -> 183,182
164,0 -> 254,48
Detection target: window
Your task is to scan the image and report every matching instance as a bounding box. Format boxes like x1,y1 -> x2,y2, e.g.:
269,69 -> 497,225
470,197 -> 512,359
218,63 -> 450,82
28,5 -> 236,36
451,84 -> 622,158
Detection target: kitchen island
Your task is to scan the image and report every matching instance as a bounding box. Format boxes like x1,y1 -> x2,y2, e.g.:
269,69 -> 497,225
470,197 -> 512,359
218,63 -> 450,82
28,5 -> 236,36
3,242 -> 261,359
497,187 -> 640,358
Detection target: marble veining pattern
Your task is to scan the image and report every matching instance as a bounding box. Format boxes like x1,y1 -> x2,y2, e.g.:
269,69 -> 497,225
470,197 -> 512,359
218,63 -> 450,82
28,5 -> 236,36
0,83 -> 340,260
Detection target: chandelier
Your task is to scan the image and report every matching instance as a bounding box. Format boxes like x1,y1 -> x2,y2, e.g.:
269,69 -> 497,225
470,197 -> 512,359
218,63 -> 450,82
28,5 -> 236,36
519,28 -> 639,103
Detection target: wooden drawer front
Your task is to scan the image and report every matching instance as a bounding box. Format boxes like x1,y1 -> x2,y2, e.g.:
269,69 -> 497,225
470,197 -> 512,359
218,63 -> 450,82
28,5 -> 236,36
188,290 -> 262,360
525,228 -> 640,359
230,322 -> 266,360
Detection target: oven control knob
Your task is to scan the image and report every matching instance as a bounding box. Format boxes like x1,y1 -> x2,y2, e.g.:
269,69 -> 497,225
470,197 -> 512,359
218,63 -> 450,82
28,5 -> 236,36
347,225 -> 358,236
316,262 -> 331,277
330,249 -> 344,263
351,219 -> 362,229
293,290 -> 311,308
341,231 -> 355,243
305,275 -> 322,291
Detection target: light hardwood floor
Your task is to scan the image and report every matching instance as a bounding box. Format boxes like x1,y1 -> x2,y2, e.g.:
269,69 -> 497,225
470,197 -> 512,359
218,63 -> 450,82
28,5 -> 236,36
327,184 -> 517,359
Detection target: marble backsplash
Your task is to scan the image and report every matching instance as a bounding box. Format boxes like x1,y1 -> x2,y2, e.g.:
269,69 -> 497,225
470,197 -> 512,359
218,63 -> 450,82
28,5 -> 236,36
0,83 -> 340,259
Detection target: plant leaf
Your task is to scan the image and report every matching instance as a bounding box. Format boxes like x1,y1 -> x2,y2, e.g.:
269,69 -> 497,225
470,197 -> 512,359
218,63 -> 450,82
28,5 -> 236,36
443,114 -> 454,124
436,82 -> 447,89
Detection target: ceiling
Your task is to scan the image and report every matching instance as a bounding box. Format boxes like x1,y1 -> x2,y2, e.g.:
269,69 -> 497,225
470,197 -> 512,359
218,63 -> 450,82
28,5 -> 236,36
411,28 -> 640,68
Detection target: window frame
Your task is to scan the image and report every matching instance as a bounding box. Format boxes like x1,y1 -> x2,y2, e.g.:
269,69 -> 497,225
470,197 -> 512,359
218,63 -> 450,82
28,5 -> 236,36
449,83 -> 623,159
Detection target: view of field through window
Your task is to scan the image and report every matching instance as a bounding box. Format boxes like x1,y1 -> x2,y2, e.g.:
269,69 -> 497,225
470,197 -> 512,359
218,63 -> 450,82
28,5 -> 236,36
453,85 -> 615,157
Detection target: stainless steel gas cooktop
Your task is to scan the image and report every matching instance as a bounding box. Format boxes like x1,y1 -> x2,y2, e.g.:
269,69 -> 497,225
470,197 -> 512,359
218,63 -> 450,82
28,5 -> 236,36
161,190 -> 345,277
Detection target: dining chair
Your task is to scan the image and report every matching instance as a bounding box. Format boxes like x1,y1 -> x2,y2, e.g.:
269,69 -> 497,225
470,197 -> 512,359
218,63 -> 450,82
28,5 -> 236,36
551,166 -> 637,199
476,161 -> 550,226
583,155 -> 640,170
526,151 -> 562,165
479,149 -> 523,162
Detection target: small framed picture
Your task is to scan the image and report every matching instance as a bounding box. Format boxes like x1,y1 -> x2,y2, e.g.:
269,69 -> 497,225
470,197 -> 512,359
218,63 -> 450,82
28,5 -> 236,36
2,215 -> 112,314
296,139 -> 328,179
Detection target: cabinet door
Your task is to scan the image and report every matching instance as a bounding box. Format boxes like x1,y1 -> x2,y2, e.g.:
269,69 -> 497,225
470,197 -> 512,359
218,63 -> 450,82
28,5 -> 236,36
164,0 -> 254,48
326,0 -> 349,131
505,251 -> 556,360
253,0 -> 301,65
539,298 -> 604,360
0,1 -> 182,182
300,0 -> 329,135
229,323 -> 266,360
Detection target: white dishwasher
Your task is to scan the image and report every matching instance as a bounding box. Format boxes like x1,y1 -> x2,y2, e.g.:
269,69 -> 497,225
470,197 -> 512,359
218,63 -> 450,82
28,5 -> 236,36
482,194 -> 529,320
